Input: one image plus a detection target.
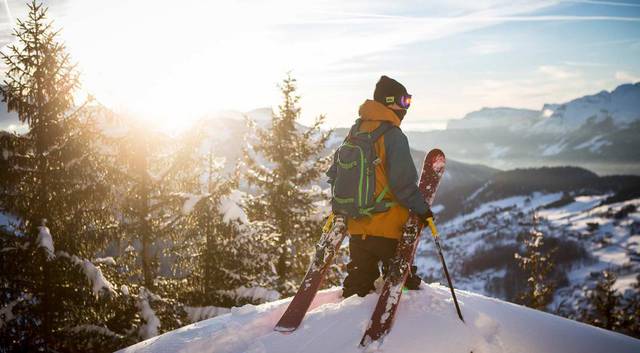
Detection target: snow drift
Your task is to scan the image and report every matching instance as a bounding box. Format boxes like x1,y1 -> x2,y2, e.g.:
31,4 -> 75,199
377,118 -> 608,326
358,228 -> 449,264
117,283 -> 640,353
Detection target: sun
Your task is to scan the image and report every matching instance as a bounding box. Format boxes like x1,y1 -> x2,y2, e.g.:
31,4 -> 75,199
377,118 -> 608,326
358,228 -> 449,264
57,0 -> 285,133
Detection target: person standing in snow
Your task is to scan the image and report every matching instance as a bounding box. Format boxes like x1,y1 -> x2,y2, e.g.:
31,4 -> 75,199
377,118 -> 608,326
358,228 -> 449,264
327,75 -> 433,298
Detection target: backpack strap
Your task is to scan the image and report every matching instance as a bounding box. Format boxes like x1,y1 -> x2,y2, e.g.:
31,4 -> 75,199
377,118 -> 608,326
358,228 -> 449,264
369,121 -> 395,141
351,120 -> 395,142
346,119 -> 362,140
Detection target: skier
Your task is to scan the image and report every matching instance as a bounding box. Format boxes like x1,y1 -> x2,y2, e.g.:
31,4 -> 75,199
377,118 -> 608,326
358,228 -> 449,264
327,75 -> 433,298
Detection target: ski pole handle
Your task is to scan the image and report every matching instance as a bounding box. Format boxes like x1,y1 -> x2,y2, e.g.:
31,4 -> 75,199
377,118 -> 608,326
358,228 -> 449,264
427,217 -> 439,239
322,212 -> 335,234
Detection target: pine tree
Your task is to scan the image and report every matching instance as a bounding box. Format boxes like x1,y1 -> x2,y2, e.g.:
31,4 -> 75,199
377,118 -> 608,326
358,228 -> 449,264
581,270 -> 622,331
242,73 -> 332,294
169,126 -> 279,307
0,2 -> 124,350
0,0 -> 113,255
620,275 -> 640,338
106,119 -> 199,289
514,216 -> 556,310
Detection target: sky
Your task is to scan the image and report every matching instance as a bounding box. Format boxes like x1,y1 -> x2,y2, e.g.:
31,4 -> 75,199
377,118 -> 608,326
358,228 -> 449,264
0,0 -> 639,131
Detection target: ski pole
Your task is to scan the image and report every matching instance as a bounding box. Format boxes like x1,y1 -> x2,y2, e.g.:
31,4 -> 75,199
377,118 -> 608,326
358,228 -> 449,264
427,217 -> 465,323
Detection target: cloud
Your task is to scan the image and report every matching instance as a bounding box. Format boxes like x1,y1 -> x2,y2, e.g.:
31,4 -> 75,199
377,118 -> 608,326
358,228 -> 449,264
614,71 -> 640,83
538,65 -> 581,80
560,0 -> 640,8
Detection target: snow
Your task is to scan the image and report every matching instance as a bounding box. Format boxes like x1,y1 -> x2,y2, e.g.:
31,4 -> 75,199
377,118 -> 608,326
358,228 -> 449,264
179,192 -> 209,215
540,138 -> 568,156
219,286 -> 281,304
485,143 -> 510,159
573,135 -> 612,153
446,107 -> 539,131
219,190 -> 249,224
431,204 -> 444,214
0,211 -> 19,232
57,252 -> 118,296
138,288 -> 161,339
466,181 -> 491,202
185,306 -> 231,322
532,83 -> 640,134
94,256 -> 117,266
448,192 -> 563,229
0,295 -> 29,329
70,324 -> 122,338
36,226 -> 55,259
117,284 -> 640,353
537,195 -> 608,221
613,273 -> 638,293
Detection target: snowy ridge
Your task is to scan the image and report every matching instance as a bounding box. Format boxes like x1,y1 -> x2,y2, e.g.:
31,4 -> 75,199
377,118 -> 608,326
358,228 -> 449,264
117,285 -> 640,353
533,83 -> 640,134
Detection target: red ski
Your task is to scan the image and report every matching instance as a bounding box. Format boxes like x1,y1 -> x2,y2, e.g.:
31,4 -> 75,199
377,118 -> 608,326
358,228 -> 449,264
274,214 -> 347,332
360,148 -> 447,346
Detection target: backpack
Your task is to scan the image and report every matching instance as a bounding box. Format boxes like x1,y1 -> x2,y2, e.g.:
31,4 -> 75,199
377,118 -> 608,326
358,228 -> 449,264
330,119 -> 396,218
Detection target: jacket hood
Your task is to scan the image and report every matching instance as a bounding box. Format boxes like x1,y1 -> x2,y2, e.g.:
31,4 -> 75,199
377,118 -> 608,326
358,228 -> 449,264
358,99 -> 402,127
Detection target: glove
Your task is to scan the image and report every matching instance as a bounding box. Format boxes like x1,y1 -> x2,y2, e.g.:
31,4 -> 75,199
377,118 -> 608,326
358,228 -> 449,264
417,207 -> 434,225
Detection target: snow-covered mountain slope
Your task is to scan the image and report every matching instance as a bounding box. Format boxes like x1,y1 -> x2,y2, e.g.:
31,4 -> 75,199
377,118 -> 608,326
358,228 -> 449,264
117,284 -> 640,353
447,107 -> 540,131
533,83 -> 640,134
405,82 -> 640,175
430,165 -> 639,222
417,189 -> 640,316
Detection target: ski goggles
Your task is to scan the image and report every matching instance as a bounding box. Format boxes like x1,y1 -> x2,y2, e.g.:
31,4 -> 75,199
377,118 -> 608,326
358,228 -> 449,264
385,94 -> 412,109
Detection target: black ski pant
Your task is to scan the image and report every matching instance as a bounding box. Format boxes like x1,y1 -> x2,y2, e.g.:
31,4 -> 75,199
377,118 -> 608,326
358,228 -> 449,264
342,235 -> 398,298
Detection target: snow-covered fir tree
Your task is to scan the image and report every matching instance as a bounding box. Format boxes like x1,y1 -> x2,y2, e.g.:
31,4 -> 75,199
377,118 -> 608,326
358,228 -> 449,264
0,3 -> 130,351
106,119 -> 198,289
0,0 -> 113,256
242,74 -> 332,294
167,131 -> 279,307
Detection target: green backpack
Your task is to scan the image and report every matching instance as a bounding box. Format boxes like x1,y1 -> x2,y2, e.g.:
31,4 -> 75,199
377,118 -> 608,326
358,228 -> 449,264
331,119 -> 396,218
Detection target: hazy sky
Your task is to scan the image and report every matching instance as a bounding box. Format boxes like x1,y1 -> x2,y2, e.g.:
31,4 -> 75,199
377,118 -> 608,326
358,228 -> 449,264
1,0 -> 639,131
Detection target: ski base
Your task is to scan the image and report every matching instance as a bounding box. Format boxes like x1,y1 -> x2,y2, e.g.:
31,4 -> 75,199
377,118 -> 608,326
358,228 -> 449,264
274,215 -> 347,332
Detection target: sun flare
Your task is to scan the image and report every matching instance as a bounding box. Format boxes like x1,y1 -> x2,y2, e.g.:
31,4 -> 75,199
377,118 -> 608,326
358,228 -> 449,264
57,0 -> 287,132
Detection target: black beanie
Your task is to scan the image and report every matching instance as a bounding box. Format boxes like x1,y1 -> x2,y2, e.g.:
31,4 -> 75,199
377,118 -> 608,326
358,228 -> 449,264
373,75 -> 408,106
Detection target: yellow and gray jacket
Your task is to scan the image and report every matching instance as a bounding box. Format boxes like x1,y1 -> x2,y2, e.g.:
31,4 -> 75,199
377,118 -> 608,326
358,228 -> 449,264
327,99 -> 429,240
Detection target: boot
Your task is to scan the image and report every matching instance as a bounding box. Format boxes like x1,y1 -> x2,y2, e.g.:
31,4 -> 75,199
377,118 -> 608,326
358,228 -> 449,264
404,265 -> 422,290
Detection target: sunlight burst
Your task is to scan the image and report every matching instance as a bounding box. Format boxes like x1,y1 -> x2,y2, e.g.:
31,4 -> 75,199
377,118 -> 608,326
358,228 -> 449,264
58,0 -> 287,132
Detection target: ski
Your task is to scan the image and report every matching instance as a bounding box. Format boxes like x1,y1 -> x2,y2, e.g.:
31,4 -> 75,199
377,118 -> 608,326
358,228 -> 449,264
360,148 -> 446,347
274,213 -> 347,332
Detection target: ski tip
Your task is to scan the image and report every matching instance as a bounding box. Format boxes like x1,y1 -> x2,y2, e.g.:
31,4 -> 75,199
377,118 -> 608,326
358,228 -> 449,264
427,148 -> 445,158
274,325 -> 296,333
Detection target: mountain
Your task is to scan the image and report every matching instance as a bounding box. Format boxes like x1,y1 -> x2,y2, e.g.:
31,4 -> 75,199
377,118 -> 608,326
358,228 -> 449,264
447,107 -> 541,131
117,285 -> 640,353
405,82 -> 640,175
415,167 -> 640,321
434,165 -> 640,221
532,83 -> 640,134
